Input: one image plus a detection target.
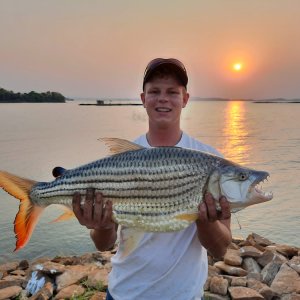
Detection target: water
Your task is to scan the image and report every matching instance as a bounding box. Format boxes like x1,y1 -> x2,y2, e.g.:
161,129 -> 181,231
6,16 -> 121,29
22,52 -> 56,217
0,101 -> 299,263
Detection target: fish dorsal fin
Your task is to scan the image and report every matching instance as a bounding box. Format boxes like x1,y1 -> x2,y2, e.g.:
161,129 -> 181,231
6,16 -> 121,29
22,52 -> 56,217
99,138 -> 143,155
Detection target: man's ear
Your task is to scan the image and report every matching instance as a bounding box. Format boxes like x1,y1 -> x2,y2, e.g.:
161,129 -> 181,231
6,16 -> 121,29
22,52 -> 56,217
182,91 -> 189,108
140,92 -> 146,107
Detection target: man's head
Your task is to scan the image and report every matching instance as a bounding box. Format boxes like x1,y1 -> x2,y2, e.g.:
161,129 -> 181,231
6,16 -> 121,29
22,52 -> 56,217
143,58 -> 188,91
141,58 -> 190,131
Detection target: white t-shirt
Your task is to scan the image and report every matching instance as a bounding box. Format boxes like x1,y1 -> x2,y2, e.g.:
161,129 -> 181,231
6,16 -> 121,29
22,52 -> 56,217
108,132 -> 222,300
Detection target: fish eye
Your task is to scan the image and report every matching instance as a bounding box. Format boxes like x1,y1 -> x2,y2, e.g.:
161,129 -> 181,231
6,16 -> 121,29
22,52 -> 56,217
239,172 -> 248,181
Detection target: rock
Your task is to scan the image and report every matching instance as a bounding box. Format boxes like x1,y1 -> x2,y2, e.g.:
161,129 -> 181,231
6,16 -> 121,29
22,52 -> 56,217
228,242 -> 240,250
214,261 -> 248,276
224,249 -> 243,266
10,269 -> 26,276
54,284 -> 85,299
228,286 -> 264,299
0,285 -> 22,300
271,263 -> 300,295
208,265 -> 221,277
86,268 -> 109,289
0,278 -> 24,289
0,272 -> 3,280
280,294 -> 300,300
246,272 -> 262,281
289,256 -> 300,274
55,264 -> 97,290
231,277 -> 247,287
250,233 -> 273,247
209,276 -> 228,296
247,278 -> 278,300
203,291 -> 230,299
261,261 -> 281,286
242,257 -> 261,274
89,291 -> 107,300
245,235 -> 265,252
32,261 -> 66,275
29,282 -> 54,300
257,248 -> 287,267
0,261 -> 19,273
240,246 -> 263,258
204,276 -> 211,291
51,256 -> 80,266
18,260 -> 29,270
273,244 -> 299,258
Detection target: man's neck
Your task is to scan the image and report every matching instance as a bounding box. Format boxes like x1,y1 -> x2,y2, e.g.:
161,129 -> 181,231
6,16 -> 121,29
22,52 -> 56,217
146,127 -> 183,147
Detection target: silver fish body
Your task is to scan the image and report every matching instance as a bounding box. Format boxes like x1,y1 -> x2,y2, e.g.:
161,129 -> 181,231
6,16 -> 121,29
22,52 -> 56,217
30,146 -> 271,232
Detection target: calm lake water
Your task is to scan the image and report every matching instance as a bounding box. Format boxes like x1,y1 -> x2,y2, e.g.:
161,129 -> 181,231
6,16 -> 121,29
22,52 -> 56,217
0,101 -> 299,263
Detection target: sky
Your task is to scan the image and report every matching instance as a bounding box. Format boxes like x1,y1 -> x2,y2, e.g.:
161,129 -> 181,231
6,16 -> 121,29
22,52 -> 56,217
1,0 -> 300,100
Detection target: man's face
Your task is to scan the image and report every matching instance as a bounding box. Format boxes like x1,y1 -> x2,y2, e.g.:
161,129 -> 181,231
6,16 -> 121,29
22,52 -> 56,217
141,76 -> 189,129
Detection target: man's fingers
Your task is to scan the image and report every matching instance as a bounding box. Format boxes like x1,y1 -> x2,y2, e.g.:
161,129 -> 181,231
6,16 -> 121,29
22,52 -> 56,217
204,193 -> 218,222
83,188 -> 94,221
93,192 -> 104,221
219,196 -> 231,220
72,192 -> 83,222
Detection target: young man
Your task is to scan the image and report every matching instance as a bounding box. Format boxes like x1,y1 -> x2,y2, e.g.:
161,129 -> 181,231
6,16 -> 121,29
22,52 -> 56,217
72,58 -> 232,300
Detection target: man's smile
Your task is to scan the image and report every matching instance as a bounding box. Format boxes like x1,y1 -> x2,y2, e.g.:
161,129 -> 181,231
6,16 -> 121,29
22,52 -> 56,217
155,107 -> 172,112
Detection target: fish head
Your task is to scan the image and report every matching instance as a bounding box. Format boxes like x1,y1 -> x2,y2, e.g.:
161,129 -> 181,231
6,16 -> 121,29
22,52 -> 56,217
207,162 -> 273,212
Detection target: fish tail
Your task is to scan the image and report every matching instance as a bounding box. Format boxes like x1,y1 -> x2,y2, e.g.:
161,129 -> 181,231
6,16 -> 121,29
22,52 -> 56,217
0,170 -> 42,251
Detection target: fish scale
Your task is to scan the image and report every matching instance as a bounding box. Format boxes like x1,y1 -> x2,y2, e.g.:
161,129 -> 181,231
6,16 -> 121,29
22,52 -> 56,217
29,147 -> 221,231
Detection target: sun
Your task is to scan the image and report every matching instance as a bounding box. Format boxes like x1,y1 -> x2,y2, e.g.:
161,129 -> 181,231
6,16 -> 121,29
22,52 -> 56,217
232,63 -> 243,72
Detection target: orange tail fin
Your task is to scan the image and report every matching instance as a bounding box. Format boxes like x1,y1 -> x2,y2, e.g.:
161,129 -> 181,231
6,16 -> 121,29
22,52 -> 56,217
0,170 -> 43,251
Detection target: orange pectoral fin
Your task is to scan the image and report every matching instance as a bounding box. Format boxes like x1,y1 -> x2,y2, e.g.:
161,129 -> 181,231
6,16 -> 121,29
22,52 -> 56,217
50,206 -> 75,223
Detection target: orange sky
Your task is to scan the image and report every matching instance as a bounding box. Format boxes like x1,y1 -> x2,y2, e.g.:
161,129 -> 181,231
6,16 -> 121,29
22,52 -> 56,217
1,0 -> 300,99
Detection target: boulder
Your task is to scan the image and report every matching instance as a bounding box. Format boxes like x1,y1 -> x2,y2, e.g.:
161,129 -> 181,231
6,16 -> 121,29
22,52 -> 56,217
228,286 -> 264,299
209,276 -> 228,296
240,246 -> 263,258
54,284 -> 85,299
55,264 -> 97,290
247,278 -> 278,300
288,255 -> 300,274
0,261 -> 19,273
273,244 -> 299,258
250,233 -> 273,247
224,249 -> 242,266
257,248 -> 287,267
242,257 -> 261,274
0,285 -> 22,300
203,291 -> 230,300
271,263 -> 300,295
86,268 -> 109,289
89,291 -> 107,300
231,277 -> 247,287
261,261 -> 281,286
214,261 -> 247,276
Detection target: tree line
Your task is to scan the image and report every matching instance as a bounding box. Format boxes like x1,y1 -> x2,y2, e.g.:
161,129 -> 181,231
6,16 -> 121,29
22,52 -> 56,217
0,87 -> 65,103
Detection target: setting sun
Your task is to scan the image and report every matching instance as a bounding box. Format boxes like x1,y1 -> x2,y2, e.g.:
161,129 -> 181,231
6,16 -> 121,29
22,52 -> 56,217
233,63 -> 243,72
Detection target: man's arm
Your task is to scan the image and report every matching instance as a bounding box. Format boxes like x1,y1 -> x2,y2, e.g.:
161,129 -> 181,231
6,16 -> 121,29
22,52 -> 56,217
196,193 -> 232,259
72,189 -> 117,251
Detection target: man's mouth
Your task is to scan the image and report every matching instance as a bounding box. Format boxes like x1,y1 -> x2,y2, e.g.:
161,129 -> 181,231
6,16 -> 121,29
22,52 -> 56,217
155,107 -> 172,112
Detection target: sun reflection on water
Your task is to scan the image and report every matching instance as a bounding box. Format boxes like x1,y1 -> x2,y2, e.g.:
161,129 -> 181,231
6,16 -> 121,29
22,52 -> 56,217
221,101 -> 251,165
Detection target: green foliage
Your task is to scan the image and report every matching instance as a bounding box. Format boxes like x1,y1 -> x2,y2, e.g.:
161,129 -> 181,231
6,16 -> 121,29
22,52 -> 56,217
69,279 -> 106,300
0,87 -> 65,103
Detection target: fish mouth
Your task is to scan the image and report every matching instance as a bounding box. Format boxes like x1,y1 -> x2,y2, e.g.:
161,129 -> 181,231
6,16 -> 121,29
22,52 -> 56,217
249,172 -> 273,201
155,107 -> 172,112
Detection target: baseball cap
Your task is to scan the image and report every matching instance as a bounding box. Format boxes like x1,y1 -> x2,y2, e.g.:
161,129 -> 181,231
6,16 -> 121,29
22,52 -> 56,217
143,58 -> 188,90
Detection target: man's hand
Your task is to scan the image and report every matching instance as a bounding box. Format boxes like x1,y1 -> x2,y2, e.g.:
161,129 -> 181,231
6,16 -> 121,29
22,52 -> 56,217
198,193 -> 231,223
72,189 -> 117,251
72,188 -> 115,230
196,193 -> 232,258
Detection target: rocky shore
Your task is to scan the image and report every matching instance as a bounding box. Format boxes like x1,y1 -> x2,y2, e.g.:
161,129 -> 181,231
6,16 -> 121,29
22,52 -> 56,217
0,232 -> 299,299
